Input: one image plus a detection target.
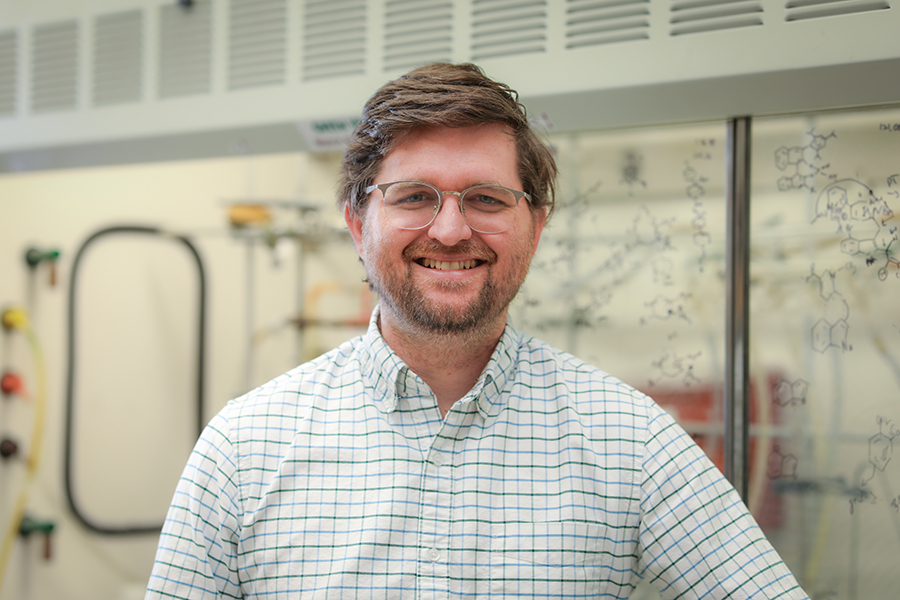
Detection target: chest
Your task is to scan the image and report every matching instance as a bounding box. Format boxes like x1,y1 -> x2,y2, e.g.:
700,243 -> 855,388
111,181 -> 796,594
234,407 -> 643,598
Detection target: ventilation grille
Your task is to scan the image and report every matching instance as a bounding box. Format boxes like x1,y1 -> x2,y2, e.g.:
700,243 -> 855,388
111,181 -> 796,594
785,0 -> 890,20
159,1 -> 212,99
0,30 -> 16,116
303,0 -> 366,81
383,0 -> 453,72
566,0 -> 651,47
93,10 -> 142,106
229,0 -> 287,90
670,0 -> 764,36
471,0 -> 548,60
31,20 -> 79,113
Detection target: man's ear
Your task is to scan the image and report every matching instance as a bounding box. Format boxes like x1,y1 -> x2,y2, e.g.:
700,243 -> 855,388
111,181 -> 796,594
530,206 -> 547,257
344,202 -> 365,260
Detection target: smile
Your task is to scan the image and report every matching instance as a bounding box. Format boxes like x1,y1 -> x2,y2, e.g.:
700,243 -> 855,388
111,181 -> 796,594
417,258 -> 483,271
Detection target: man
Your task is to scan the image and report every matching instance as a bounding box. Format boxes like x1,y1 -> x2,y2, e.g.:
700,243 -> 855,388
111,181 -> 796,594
147,63 -> 809,599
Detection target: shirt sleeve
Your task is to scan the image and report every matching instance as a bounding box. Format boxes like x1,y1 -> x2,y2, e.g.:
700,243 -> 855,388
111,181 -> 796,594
636,401 -> 810,599
146,411 -> 243,600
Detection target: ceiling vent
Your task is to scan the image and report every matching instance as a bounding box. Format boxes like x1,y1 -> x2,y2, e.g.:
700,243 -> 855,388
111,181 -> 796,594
383,0 -> 453,72
31,20 -> 79,113
471,0 -> 548,61
303,0 -> 367,81
159,1 -> 213,99
93,10 -> 143,107
785,0 -> 890,21
670,0 -> 764,36
229,0 -> 287,90
0,30 -> 16,116
566,0 -> 651,48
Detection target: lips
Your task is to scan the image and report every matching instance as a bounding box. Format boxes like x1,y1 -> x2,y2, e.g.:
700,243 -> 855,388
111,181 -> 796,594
418,258 -> 482,271
405,240 -> 496,272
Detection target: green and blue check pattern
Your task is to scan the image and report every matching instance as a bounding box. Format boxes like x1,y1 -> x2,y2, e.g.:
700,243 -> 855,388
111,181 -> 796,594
147,308 -> 808,599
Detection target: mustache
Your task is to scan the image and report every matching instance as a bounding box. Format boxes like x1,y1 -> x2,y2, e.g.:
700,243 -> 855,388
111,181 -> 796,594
402,240 -> 497,263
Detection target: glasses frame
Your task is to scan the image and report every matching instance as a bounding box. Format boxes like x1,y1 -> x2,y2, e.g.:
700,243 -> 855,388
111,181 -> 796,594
364,180 -> 532,234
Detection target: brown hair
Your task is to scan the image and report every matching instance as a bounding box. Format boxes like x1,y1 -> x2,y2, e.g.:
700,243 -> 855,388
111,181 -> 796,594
338,62 -> 557,220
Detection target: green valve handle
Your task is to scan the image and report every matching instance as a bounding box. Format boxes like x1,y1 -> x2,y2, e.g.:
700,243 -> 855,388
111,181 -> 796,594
19,515 -> 56,560
24,247 -> 60,267
24,247 -> 61,286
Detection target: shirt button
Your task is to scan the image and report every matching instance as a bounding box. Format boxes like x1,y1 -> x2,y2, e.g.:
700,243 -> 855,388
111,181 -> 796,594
429,548 -> 441,562
432,453 -> 444,467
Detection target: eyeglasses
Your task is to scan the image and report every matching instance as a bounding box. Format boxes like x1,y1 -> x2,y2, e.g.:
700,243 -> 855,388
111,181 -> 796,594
365,180 -> 531,234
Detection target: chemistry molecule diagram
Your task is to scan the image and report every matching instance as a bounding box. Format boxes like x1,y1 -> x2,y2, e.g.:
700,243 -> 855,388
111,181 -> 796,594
647,347 -> 702,388
773,377 -> 809,407
620,151 -> 647,195
768,445 -> 800,480
774,129 -> 836,192
776,127 -> 900,281
813,178 -> 899,281
850,415 -> 900,514
684,162 -> 711,274
513,135 -> 724,391
806,266 -> 852,353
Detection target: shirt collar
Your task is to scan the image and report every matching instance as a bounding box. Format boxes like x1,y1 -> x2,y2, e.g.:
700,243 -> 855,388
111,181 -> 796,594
359,305 -> 521,419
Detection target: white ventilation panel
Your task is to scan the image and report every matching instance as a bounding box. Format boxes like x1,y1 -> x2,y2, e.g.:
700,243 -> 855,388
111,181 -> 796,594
0,30 -> 16,116
303,0 -> 367,80
785,0 -> 890,20
229,0 -> 287,89
471,0 -> 547,60
383,0 -> 453,71
0,0 -> 898,171
565,0 -> 651,48
669,0 -> 764,36
31,20 -> 79,113
93,10 -> 143,106
159,1 -> 213,98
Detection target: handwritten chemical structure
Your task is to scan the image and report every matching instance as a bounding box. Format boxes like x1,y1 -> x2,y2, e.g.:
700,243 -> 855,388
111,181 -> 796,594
767,445 -> 799,480
774,129 -> 836,191
619,151 -> 647,195
806,266 -> 852,353
851,415 -> 900,513
684,162 -> 711,273
814,178 -> 899,280
647,348 -> 701,388
773,378 -> 809,407
641,293 -> 693,326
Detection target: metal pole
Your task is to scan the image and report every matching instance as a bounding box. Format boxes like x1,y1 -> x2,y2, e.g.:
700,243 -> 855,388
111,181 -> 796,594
724,117 -> 752,501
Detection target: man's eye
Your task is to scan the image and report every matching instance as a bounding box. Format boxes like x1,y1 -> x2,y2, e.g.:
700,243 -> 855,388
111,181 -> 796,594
466,189 -> 514,211
396,193 -> 428,204
388,189 -> 437,207
472,194 -> 501,205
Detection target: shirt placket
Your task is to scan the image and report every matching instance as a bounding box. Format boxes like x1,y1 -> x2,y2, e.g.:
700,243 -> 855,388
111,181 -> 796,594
417,403 -> 473,600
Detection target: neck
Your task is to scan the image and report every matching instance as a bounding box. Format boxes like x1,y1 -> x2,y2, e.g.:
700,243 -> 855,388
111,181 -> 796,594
378,307 -> 506,416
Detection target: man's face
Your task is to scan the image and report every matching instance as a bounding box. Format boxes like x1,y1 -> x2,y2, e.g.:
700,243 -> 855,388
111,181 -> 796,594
345,123 -> 545,336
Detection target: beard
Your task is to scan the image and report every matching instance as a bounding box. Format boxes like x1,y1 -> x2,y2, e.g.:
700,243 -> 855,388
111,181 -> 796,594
362,238 -> 533,336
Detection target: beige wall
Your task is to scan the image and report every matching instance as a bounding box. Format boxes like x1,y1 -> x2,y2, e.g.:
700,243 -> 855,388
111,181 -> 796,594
0,150 -> 364,600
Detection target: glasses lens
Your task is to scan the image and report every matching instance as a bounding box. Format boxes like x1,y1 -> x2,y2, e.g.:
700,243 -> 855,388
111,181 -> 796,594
381,182 -> 441,230
460,185 -> 519,233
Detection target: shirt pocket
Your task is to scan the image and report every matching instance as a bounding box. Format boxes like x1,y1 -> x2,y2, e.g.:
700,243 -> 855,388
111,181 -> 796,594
490,521 -> 612,597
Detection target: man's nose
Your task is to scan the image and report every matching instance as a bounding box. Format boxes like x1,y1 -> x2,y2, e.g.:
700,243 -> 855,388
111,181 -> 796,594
426,193 -> 472,245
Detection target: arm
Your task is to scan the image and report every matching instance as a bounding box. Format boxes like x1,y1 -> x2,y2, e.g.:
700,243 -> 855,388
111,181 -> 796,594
146,412 -> 243,599
636,402 -> 809,599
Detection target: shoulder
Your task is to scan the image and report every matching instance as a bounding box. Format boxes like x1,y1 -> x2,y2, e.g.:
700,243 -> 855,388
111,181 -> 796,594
507,332 -> 657,437
515,333 -> 652,408
218,335 -> 365,441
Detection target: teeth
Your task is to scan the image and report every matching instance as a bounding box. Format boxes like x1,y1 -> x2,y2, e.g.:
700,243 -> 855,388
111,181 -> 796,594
421,258 -> 478,271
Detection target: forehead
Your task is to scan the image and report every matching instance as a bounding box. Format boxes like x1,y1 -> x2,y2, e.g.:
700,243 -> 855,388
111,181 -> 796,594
376,124 -> 520,188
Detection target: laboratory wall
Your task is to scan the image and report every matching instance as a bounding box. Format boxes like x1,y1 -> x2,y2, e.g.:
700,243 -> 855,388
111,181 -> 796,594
0,149 -> 365,600
1,109 -> 899,599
